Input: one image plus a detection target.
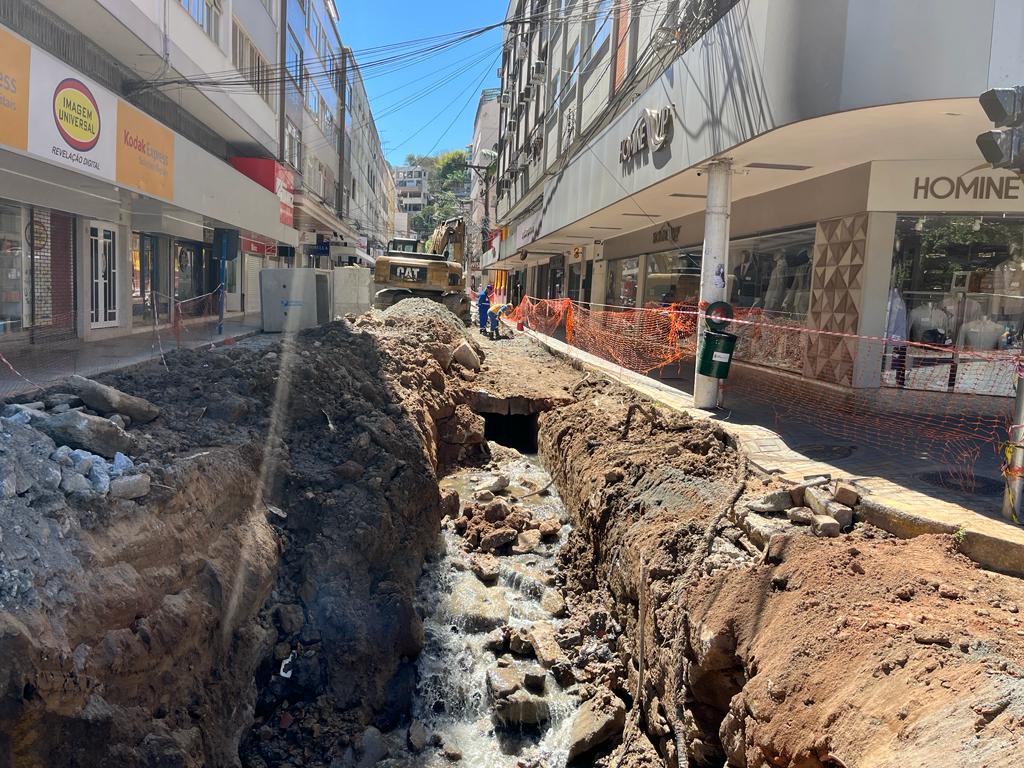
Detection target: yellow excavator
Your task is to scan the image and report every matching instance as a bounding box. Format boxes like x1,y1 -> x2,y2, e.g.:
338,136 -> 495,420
372,217 -> 470,323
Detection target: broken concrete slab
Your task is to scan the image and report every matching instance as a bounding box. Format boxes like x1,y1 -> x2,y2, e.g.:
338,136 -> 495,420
745,488 -> 793,513
811,514 -> 841,538
35,410 -> 133,458
68,374 -> 160,424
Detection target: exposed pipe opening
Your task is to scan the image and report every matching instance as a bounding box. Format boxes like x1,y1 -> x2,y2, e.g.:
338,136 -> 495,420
481,411 -> 540,454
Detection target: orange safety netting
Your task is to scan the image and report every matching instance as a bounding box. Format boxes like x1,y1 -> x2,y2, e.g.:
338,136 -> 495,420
509,296 -> 1020,497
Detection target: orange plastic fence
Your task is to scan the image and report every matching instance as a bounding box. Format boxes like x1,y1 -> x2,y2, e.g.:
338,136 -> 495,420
510,296 -> 1018,495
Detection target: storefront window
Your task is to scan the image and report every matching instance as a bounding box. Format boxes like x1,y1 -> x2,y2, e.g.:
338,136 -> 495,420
606,257 -> 638,307
727,227 -> 815,318
644,249 -> 702,306
567,262 -> 582,302
890,215 -> 1024,349
0,202 -> 24,335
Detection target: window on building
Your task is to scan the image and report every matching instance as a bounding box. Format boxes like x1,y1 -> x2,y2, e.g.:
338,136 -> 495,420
565,40 -> 579,92
318,95 -> 329,131
606,257 -> 639,307
0,201 -> 24,334
307,77 -> 320,120
727,227 -> 815,318
181,0 -> 221,43
286,30 -> 302,83
257,0 -> 276,19
589,0 -> 613,59
232,20 -> 274,107
308,8 -> 323,57
643,250 -> 703,307
285,120 -> 301,168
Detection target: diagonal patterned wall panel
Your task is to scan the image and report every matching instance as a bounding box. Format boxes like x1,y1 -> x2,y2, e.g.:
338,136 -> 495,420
803,214 -> 868,386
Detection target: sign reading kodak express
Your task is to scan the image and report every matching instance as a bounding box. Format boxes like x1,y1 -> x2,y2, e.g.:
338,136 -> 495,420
0,26 -> 30,151
28,47 -> 116,180
116,101 -> 174,199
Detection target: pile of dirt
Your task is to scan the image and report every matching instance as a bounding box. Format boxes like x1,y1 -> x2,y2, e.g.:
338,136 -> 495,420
0,301 -> 499,767
538,376 -> 1024,767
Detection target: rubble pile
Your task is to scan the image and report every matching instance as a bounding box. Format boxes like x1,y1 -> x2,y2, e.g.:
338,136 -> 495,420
0,300 -> 497,768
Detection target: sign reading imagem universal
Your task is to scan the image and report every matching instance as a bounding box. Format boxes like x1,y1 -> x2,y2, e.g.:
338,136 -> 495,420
27,47 -> 116,180
620,106 -> 673,165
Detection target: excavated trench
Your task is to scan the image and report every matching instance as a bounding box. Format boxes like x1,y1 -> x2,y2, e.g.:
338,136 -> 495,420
4,301 -> 1022,768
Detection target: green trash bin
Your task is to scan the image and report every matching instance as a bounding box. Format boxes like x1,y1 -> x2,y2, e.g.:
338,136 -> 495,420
698,330 -> 738,379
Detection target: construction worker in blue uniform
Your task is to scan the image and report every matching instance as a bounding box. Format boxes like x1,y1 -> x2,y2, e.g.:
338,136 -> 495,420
487,303 -> 512,340
477,283 -> 492,334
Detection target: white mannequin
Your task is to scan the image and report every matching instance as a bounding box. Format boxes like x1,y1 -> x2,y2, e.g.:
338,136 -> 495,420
763,252 -> 787,311
995,243 -> 1024,316
958,315 -> 1004,350
909,301 -> 947,342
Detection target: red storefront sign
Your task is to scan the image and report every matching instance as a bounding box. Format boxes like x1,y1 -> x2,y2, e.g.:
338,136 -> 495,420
241,236 -> 276,256
229,157 -> 295,227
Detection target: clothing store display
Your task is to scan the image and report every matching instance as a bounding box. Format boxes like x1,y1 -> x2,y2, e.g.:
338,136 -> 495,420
763,253 -> 787,311
939,294 -> 982,325
958,316 -> 1004,350
886,288 -> 907,341
908,302 -> 948,343
732,252 -> 760,308
994,257 -> 1024,316
780,261 -> 811,316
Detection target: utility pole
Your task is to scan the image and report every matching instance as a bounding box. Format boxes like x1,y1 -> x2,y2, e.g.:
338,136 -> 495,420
694,159 -> 733,409
977,87 -> 1024,522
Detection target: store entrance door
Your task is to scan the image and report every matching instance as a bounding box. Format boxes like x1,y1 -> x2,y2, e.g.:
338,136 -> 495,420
89,222 -> 118,328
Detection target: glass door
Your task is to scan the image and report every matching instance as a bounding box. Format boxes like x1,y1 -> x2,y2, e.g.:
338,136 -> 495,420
90,223 -> 117,328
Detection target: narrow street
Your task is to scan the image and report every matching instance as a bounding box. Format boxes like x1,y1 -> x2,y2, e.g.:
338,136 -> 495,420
3,1 -> 1024,767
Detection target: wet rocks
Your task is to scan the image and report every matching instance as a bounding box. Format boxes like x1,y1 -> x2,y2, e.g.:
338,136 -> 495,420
566,687 -> 626,761
444,574 -> 509,631
69,374 -> 160,423
513,528 -> 542,554
469,553 -> 500,583
527,621 -> 563,667
486,666 -> 522,698
356,726 -> 388,767
407,720 -> 429,752
541,589 -> 567,617
493,688 -> 550,726
480,527 -> 518,552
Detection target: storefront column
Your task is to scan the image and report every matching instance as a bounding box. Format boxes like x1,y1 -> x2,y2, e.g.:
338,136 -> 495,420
852,213 -> 897,388
590,246 -> 607,305
694,159 -> 733,409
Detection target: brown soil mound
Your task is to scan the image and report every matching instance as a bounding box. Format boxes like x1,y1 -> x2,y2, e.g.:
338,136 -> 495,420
539,377 -> 1024,768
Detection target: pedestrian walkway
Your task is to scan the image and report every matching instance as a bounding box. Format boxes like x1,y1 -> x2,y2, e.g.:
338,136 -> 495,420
0,313 -> 262,398
518,325 -> 1024,577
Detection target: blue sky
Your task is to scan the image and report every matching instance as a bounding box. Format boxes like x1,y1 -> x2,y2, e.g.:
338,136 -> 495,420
337,1 -> 505,166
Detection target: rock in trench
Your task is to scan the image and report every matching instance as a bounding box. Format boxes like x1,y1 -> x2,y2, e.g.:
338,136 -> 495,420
567,687 -> 627,761
452,341 -> 481,371
36,410 -> 133,458
444,574 -> 509,631
109,473 -> 151,500
69,374 -> 160,423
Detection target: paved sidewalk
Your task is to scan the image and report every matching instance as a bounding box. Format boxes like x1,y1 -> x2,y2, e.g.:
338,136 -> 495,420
520,326 -> 1024,577
0,313 -> 263,397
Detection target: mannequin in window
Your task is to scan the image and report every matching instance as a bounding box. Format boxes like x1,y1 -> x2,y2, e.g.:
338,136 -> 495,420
781,251 -> 811,316
763,251 -> 788,311
732,251 -> 759,307
908,301 -> 948,343
958,315 -> 1004,350
995,242 -> 1024,316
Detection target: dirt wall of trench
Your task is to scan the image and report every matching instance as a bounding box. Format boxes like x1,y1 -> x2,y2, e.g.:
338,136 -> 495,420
539,379 -> 1024,768
0,301 -> 503,767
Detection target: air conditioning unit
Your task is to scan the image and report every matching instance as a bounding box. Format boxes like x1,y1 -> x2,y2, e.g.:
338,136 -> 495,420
497,67 -> 503,79
498,179 -> 512,192
532,61 -> 547,79
505,118 -> 517,131
532,134 -> 544,152
499,92 -> 511,106
522,84 -> 534,101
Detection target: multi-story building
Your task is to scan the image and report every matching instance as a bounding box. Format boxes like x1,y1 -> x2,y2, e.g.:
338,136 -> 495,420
493,0 -> 1024,402
0,0 -> 393,350
468,89 -> 501,291
395,165 -> 430,215
340,49 -> 392,259
280,0 -> 345,265
0,0 -> 298,348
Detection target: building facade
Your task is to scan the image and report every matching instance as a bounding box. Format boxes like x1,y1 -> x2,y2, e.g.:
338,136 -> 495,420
468,89 -> 501,291
0,0 -> 391,348
394,165 -> 430,215
340,49 -> 393,259
0,0 -> 298,345
494,0 -> 1024,398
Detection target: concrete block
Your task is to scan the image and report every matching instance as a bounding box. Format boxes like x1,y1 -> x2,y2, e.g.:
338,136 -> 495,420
804,486 -> 833,517
811,515 -> 840,538
828,502 -> 854,530
787,506 -> 815,525
834,483 -> 860,508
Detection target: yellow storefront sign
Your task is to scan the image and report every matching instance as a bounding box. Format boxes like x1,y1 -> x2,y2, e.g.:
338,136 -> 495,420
0,26 -> 30,151
116,101 -> 174,200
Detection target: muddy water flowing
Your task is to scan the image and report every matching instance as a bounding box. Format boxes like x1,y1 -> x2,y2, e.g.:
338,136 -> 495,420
407,451 -> 578,767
